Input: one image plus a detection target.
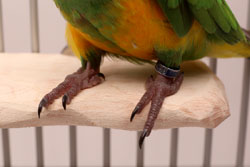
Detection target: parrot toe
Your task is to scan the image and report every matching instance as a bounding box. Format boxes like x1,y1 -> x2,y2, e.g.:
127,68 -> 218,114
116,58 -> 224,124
62,95 -> 68,110
130,86 -> 154,122
131,73 -> 184,148
38,63 -> 105,118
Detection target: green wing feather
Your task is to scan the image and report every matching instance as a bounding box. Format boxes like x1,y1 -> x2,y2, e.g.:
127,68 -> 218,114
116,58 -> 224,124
188,0 -> 246,44
157,0 -> 246,44
56,0 -> 246,46
157,0 -> 193,37
54,0 -> 124,50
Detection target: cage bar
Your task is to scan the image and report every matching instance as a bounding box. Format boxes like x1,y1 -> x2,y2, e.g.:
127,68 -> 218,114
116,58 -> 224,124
203,58 -> 217,167
30,0 -> 44,166
0,0 -> 4,51
35,127 -> 44,167
103,128 -> 110,167
209,58 -> 218,73
236,3 -> 250,165
2,129 -> 11,167
0,1 -> 11,166
30,0 -> 39,53
170,128 -> 179,167
236,58 -> 250,167
137,132 -> 144,167
203,129 -> 213,167
69,126 -> 77,167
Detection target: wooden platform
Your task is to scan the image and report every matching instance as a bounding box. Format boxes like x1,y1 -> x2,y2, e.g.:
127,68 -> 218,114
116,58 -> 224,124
0,53 -> 230,130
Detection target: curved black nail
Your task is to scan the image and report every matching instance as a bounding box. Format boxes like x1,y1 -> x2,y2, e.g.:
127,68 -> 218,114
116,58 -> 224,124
130,106 -> 140,122
62,95 -> 68,110
139,130 -> 148,149
38,99 -> 47,118
98,73 -> 105,80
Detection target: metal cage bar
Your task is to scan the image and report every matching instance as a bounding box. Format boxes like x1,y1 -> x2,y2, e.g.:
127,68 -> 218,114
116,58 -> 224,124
2,129 -> 11,167
137,132 -> 144,167
203,58 -> 217,167
30,0 -> 39,53
35,127 -> 44,167
170,128 -> 179,167
0,1 -> 11,166
209,58 -> 218,74
69,126 -> 77,167
236,58 -> 250,167
0,0 -> 4,51
29,1 -> 44,166
203,129 -> 213,167
103,128 -> 110,167
236,3 -> 250,166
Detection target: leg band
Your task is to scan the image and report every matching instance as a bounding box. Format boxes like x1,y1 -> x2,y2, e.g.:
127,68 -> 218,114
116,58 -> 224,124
155,61 -> 180,78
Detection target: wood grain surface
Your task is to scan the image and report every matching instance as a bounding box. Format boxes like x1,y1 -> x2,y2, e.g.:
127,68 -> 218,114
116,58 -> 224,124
0,53 -> 230,130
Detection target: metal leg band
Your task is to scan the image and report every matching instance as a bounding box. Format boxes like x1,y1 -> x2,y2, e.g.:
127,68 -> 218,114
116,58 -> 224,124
155,61 -> 180,78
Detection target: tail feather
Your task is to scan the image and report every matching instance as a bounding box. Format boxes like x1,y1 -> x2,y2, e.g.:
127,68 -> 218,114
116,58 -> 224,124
207,28 -> 250,58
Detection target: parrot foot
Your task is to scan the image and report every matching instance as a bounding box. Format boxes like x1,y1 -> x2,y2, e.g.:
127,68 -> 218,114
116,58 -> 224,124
38,63 -> 105,118
130,73 -> 183,148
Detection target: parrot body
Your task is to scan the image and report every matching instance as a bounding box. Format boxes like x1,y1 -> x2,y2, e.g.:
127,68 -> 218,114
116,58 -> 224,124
38,0 -> 250,147
54,0 -> 250,68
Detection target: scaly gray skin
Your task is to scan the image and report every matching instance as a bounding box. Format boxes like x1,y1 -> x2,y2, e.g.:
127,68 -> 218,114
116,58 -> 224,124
38,62 -> 105,118
131,73 -> 184,148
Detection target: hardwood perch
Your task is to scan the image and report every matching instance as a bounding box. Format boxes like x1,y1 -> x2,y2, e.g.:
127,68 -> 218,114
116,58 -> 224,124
0,53 -> 230,130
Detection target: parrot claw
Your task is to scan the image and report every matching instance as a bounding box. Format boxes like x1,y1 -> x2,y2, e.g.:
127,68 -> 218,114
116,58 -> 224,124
130,106 -> 140,122
98,73 -> 105,80
38,99 -> 47,118
139,130 -> 148,149
62,95 -> 68,110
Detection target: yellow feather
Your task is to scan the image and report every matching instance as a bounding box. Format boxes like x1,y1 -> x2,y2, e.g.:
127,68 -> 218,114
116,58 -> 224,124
66,24 -> 81,59
207,42 -> 250,58
66,23 -> 130,59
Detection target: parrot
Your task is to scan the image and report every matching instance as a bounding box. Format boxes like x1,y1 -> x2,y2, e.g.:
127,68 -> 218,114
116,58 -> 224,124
38,0 -> 250,148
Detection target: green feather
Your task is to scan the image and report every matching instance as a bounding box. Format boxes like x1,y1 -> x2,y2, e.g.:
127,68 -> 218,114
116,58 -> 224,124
186,0 -> 245,44
159,0 -> 246,44
54,0 -> 127,53
168,0 -> 180,8
221,2 -> 238,30
154,47 -> 183,68
208,1 -> 231,33
189,0 -> 215,9
187,0 -> 198,6
157,0 -> 193,37
188,5 -> 217,33
155,0 -> 246,67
